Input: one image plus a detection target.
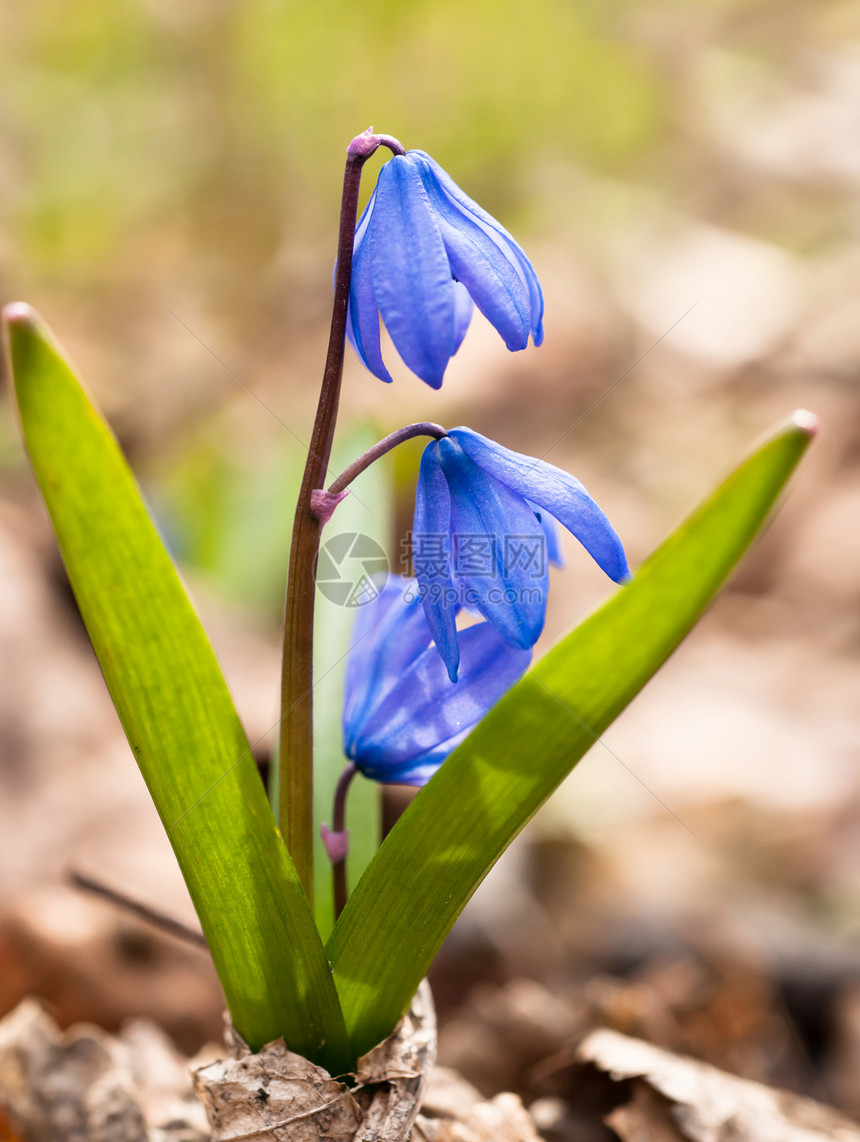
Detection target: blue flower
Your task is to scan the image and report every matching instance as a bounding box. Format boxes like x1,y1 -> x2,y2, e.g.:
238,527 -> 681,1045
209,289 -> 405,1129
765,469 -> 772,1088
343,576 -> 530,786
346,150 -> 544,389
413,428 -> 630,682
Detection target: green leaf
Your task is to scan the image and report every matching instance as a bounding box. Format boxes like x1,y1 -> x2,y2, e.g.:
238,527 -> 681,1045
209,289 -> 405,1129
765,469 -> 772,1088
328,412 -> 816,1057
4,305 -> 350,1071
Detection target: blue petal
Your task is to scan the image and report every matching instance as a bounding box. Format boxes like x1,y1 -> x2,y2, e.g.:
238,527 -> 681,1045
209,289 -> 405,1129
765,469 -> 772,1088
342,577 -> 432,757
452,280 -> 474,355
370,156 -> 455,389
450,428 -> 629,583
469,219 -> 545,347
346,188 -> 394,384
381,727 -> 472,786
410,150 -> 545,346
413,443 -> 460,682
527,499 -> 564,567
351,621 -> 531,781
409,153 -> 531,352
437,435 -> 548,650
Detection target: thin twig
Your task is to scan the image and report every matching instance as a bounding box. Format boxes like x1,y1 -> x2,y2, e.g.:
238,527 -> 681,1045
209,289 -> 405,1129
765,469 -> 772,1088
68,869 -> 208,949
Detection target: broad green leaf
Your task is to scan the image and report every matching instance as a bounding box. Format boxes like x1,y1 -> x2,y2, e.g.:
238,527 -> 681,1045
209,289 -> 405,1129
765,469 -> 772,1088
312,427 -> 390,940
328,412 -> 816,1057
4,305 -> 350,1071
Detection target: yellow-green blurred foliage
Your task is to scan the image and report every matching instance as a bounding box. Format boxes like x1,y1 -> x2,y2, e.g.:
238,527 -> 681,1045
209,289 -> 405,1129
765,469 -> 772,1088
1,0 -> 859,599
2,0 -> 665,282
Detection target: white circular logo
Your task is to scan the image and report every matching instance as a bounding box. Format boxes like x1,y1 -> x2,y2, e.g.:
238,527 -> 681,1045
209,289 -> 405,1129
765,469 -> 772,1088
315,532 -> 389,607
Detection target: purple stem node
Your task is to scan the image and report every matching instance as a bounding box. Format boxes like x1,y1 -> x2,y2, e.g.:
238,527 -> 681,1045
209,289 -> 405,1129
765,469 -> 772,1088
310,487 -> 350,525
321,823 -> 350,865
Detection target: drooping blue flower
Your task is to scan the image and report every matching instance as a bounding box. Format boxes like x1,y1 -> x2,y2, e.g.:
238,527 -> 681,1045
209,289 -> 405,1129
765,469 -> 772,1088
346,150 -> 544,389
413,428 -> 630,682
342,576 -> 530,786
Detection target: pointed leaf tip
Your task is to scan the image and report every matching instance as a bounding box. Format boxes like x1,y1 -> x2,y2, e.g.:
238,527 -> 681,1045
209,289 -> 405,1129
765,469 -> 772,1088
2,305 -> 55,363
2,302 -> 43,333
792,409 -> 819,437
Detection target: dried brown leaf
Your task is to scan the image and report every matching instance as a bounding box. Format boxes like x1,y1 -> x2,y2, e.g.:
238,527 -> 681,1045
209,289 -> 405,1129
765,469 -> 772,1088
0,999 -> 207,1142
0,990 -> 543,1142
606,1080 -> 687,1142
580,1028 -> 860,1142
410,1067 -> 542,1142
193,980 -> 437,1142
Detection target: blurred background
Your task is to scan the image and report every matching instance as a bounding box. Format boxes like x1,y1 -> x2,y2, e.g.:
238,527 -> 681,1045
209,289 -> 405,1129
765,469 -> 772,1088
1,0 -> 860,1128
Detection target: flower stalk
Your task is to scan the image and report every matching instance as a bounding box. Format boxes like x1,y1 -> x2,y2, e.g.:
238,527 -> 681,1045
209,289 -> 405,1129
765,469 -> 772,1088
321,762 -> 358,920
320,422 -> 447,503
278,130 -> 404,903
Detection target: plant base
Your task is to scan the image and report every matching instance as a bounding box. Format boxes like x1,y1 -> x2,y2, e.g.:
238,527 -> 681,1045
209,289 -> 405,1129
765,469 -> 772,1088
194,982 -> 436,1142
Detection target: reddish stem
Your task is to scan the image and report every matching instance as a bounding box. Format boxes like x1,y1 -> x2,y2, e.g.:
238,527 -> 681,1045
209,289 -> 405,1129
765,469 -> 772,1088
278,131 -> 403,903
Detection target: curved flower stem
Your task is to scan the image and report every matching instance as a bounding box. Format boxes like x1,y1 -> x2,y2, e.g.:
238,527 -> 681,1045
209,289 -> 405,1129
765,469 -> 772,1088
327,423 -> 448,498
322,762 -> 358,920
278,131 -> 404,904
